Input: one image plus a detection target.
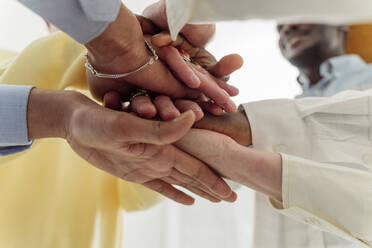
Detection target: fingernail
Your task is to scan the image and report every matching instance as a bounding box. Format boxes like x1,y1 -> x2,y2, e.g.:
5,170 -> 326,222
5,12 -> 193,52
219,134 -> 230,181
215,182 -> 233,198
222,89 -> 230,97
225,191 -> 238,203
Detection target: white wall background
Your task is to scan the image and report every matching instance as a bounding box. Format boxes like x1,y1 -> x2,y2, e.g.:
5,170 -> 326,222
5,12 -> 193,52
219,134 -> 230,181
0,0 -> 301,247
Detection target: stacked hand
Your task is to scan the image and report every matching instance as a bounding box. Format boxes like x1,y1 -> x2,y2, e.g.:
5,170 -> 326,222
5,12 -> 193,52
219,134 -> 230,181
79,2 -> 247,204
30,0 -> 282,206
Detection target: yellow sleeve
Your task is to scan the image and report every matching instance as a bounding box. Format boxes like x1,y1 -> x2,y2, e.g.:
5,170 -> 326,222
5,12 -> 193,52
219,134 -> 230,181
0,32 -> 87,90
0,32 -> 162,211
117,182 -> 162,212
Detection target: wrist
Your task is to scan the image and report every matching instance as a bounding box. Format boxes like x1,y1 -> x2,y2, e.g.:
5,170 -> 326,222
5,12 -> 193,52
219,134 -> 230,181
238,148 -> 282,201
85,4 -> 148,74
27,89 -> 84,140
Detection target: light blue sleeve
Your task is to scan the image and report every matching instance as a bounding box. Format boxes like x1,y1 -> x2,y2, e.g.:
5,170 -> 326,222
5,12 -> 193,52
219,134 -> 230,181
18,0 -> 121,43
0,85 -> 34,156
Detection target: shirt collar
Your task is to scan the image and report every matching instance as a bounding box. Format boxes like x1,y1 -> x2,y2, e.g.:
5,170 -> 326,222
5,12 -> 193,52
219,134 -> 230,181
298,54 -> 367,91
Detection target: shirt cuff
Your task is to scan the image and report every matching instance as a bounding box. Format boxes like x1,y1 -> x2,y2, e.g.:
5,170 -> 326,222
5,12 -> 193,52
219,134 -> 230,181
0,143 -> 33,156
272,153 -> 372,243
0,85 -> 34,146
239,101 -> 312,157
166,0 -> 195,40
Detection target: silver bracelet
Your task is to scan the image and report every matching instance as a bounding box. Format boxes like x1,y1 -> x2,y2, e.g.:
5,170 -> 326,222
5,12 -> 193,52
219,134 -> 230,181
85,40 -> 159,79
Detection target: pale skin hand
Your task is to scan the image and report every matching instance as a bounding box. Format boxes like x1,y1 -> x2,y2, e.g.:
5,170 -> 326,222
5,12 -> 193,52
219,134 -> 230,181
27,88 -> 237,205
85,4 -> 237,113
175,129 -> 283,201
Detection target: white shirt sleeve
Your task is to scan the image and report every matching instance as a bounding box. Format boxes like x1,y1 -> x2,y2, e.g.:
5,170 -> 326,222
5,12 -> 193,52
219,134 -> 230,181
275,154 -> 372,247
239,89 -> 372,246
166,0 -> 372,40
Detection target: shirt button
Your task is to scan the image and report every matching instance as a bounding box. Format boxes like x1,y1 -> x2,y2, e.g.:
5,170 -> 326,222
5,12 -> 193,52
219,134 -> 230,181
275,144 -> 287,153
362,154 -> 372,164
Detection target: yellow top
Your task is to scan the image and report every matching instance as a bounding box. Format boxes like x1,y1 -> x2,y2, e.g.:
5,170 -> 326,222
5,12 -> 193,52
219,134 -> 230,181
0,32 -> 161,248
347,24 -> 372,63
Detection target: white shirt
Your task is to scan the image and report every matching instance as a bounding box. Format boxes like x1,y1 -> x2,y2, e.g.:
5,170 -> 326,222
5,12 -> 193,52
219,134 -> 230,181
250,54 -> 372,248
166,0 -> 372,247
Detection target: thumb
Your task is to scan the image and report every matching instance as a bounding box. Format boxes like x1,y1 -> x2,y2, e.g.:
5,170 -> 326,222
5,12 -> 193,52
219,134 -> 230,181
209,54 -> 244,77
122,110 -> 196,145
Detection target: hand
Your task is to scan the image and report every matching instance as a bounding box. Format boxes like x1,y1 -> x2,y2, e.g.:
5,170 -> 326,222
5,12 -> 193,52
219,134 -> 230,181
27,89 -> 237,205
85,4 -> 237,113
175,129 -> 283,201
128,31 -> 244,118
151,33 -> 243,114
85,4 -> 198,101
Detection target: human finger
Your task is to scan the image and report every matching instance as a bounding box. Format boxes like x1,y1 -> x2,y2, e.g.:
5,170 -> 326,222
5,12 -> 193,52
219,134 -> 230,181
162,177 -> 221,203
103,91 -> 122,110
153,95 -> 181,121
131,95 -> 157,119
152,32 -> 196,53
191,65 -> 237,112
209,54 -> 244,78
135,15 -> 161,35
174,99 -> 204,121
198,101 -> 224,116
152,33 -> 216,68
214,79 -> 240,97
143,179 -> 195,205
169,169 -> 236,202
157,46 -> 201,88
171,145 -> 233,198
116,110 -> 195,145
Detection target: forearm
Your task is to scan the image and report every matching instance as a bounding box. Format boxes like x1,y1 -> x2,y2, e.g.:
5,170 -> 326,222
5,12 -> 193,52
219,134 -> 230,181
85,4 -> 145,69
27,88 -> 81,140
176,129 -> 281,200
236,147 -> 283,201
